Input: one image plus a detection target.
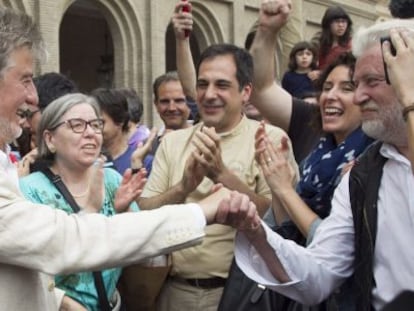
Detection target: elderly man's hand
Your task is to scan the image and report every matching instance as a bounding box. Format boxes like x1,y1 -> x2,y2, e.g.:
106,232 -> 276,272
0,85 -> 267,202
215,191 -> 262,232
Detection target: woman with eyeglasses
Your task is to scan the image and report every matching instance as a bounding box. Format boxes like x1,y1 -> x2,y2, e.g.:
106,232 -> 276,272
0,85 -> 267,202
19,93 -> 146,311
308,6 -> 353,82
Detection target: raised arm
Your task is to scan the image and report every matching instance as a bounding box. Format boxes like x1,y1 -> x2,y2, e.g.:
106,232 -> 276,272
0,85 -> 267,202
383,28 -> 414,172
172,0 -> 197,100
250,0 -> 293,132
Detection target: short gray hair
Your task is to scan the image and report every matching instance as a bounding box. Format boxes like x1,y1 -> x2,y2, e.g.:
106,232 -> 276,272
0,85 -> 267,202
0,7 -> 46,78
352,19 -> 414,57
37,93 -> 100,161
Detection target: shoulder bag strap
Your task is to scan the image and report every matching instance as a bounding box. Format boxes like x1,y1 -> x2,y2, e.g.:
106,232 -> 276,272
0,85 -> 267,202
41,167 -> 112,311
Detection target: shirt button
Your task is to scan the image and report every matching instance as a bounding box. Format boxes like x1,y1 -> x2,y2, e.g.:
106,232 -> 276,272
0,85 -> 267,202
48,280 -> 55,292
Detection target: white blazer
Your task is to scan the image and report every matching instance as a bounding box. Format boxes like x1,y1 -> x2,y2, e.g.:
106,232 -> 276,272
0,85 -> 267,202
0,169 -> 205,310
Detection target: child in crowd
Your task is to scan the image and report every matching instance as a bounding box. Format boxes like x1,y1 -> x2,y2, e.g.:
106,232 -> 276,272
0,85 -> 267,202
281,41 -> 317,99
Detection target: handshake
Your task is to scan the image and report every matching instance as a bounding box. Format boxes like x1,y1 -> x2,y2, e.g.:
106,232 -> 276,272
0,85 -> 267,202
200,188 -> 262,233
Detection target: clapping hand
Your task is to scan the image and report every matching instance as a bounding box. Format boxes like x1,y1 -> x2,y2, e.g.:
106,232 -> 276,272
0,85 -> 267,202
255,122 -> 296,195
114,168 -> 147,213
84,156 -> 105,213
17,148 -> 38,177
191,126 -> 227,183
131,127 -> 158,169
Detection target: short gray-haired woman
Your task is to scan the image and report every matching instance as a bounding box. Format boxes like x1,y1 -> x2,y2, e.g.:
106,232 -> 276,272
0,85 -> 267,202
19,93 -> 146,310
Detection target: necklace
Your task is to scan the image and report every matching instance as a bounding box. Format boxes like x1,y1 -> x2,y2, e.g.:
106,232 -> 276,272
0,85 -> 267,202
71,185 -> 90,198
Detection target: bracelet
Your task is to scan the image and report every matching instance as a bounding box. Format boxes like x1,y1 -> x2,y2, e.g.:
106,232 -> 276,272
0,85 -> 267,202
402,105 -> 414,121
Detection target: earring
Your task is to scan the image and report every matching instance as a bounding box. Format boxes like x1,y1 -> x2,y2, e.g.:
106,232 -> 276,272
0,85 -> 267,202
48,146 -> 56,154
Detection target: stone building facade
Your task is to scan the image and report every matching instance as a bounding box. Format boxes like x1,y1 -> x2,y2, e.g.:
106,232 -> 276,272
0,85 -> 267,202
1,0 -> 391,126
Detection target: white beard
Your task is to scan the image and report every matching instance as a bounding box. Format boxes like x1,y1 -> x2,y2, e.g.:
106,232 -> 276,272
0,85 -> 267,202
0,116 -> 22,145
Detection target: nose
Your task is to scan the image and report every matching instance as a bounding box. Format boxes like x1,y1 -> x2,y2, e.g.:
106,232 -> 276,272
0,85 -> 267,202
325,86 -> 338,100
353,84 -> 369,107
203,84 -> 217,100
25,80 -> 39,107
167,100 -> 178,111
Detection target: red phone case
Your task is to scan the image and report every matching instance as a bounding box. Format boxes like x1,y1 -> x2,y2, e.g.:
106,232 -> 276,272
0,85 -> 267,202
182,0 -> 190,37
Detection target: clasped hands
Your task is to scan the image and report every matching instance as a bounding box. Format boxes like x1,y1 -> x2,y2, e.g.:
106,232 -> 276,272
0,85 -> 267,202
181,126 -> 229,194
203,188 -> 262,234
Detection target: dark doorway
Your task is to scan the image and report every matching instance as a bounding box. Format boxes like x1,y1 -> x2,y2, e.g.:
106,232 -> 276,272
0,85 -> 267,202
165,23 -> 201,73
60,0 -> 114,92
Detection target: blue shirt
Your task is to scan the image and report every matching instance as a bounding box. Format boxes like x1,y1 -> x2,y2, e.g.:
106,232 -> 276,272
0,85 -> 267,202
281,71 -> 315,99
113,144 -> 136,175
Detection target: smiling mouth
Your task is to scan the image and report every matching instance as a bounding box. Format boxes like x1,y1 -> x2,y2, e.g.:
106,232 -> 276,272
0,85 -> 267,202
324,107 -> 344,117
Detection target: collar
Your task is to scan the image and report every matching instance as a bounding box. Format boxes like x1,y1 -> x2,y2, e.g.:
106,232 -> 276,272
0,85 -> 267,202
380,143 -> 411,167
199,114 -> 247,139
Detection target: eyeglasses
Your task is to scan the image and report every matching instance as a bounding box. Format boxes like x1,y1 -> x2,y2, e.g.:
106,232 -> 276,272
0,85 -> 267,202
50,118 -> 105,134
16,109 -> 40,120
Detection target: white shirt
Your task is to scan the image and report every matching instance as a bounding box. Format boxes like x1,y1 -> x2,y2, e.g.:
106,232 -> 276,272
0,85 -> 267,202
235,143 -> 414,310
0,146 -> 19,187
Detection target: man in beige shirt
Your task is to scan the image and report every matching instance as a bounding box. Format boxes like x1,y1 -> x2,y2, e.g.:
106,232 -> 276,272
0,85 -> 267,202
139,33 -> 298,310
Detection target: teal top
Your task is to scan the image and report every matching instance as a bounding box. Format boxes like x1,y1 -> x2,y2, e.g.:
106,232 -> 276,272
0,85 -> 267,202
19,168 -> 139,311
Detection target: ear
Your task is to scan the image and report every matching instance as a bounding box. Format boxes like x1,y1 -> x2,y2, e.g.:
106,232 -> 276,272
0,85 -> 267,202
241,82 -> 253,103
43,130 -> 56,153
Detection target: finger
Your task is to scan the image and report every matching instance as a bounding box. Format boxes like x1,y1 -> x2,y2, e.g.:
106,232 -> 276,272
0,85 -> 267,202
382,39 -> 395,64
201,126 -> 220,142
241,202 -> 259,231
192,135 -> 213,156
400,28 -> 414,48
215,197 -> 231,224
210,183 -> 223,193
192,150 -> 209,167
195,130 -> 217,149
121,169 -> 133,184
280,136 -> 289,151
174,1 -> 187,13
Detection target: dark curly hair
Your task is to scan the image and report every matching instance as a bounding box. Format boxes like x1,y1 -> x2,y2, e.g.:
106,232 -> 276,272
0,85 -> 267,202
287,41 -> 318,71
389,0 -> 414,18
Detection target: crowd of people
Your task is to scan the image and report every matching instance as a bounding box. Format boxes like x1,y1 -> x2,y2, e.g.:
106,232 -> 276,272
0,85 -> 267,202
1,0 -> 414,310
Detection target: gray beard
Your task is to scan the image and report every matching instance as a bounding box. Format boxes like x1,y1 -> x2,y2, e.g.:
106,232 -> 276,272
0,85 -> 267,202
0,117 -> 22,146
362,119 -> 407,147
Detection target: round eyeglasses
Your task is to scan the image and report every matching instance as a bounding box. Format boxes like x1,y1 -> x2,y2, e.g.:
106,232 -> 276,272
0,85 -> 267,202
50,118 -> 105,134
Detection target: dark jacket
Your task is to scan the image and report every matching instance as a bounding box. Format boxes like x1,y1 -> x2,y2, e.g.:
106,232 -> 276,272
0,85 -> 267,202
349,141 -> 387,310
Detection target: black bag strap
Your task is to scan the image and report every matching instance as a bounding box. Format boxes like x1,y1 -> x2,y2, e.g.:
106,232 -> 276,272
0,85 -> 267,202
42,168 -> 80,213
42,167 -> 112,311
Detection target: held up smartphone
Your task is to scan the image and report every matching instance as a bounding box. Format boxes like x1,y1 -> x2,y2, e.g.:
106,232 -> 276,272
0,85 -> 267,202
181,0 -> 191,37
380,36 -> 396,84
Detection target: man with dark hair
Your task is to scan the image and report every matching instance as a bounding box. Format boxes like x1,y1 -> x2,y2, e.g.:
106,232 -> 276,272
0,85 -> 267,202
28,72 -> 78,146
139,7 -> 298,309
0,7 -> 240,310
